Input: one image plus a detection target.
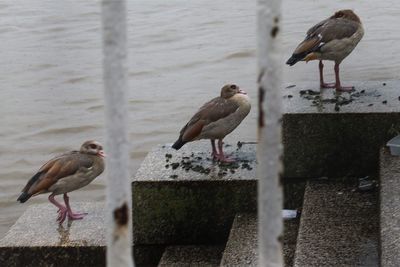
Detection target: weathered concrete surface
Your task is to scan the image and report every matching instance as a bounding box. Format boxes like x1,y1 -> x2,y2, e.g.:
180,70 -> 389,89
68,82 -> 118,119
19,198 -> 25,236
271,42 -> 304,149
0,202 -> 106,267
294,179 -> 379,267
220,213 -> 300,267
158,245 -> 224,267
220,213 -> 257,266
283,81 -> 400,178
380,148 -> 400,267
0,202 -> 164,267
132,142 -> 257,245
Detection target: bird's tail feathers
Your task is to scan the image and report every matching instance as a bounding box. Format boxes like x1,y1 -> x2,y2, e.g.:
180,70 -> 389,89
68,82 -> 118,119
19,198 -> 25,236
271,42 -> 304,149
172,137 -> 186,150
17,192 -> 31,203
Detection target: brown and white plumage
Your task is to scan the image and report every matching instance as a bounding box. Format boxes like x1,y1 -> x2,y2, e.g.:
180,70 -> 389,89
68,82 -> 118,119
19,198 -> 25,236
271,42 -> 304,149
172,84 -> 251,162
17,140 -> 105,223
286,9 -> 364,91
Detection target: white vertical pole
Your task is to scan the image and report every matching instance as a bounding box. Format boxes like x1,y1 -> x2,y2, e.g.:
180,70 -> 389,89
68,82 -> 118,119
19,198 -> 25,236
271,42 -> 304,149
101,0 -> 134,266
257,0 -> 283,266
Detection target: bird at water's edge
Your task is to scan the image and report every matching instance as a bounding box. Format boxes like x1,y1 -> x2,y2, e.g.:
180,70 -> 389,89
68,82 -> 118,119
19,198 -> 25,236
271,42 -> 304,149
286,9 -> 364,91
17,140 -> 105,224
172,84 -> 251,162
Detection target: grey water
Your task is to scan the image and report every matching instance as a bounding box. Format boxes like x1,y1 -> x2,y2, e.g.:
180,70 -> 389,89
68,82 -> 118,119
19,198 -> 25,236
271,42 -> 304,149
1,0 -> 399,238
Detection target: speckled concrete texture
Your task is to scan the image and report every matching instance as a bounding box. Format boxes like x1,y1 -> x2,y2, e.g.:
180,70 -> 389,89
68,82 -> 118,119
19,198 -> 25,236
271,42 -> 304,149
132,143 -> 257,245
0,202 -> 106,267
220,213 -> 300,267
283,81 -> 400,178
157,245 -> 224,267
380,148 -> 400,267
294,179 -> 379,267
220,213 -> 257,266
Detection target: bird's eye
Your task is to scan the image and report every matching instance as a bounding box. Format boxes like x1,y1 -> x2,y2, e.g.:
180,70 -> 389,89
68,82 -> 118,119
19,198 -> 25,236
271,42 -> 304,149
230,85 -> 237,90
336,12 -> 343,17
89,144 -> 97,149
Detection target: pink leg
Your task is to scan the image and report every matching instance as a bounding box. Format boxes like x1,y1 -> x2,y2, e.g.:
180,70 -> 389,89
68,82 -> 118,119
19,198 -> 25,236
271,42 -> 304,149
211,139 -> 218,160
319,60 -> 335,88
334,63 -> 354,92
48,194 -> 68,223
64,193 -> 87,220
214,139 -> 235,163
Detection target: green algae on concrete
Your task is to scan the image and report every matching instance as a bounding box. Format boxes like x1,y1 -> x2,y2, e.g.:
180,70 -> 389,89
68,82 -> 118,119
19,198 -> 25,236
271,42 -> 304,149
158,245 -> 224,267
283,81 -> 400,178
132,142 -> 257,245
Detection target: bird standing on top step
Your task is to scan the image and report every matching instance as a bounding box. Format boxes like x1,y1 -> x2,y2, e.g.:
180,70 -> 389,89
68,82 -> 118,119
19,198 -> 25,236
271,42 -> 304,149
17,140 -> 105,223
172,84 -> 251,162
286,9 -> 364,91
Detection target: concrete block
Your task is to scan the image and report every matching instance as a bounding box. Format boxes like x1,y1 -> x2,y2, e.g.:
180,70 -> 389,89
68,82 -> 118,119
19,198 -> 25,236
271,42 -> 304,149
0,202 -> 164,267
0,203 -> 106,267
132,142 -> 257,245
158,245 -> 224,267
294,179 -> 379,267
380,148 -> 400,267
283,81 -> 400,178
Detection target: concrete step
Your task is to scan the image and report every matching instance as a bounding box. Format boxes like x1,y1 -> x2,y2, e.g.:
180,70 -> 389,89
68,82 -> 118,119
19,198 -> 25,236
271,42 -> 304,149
294,179 -> 379,267
132,142 -> 257,246
379,148 -> 400,267
220,213 -> 257,266
158,245 -> 224,267
283,81 -> 400,178
0,202 -> 164,267
0,202 -> 106,267
220,213 -> 300,267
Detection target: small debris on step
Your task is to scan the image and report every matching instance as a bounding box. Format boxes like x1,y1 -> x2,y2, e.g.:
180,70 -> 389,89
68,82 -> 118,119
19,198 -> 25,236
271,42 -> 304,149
382,100 -> 387,104
358,176 -> 378,191
286,84 -> 296,89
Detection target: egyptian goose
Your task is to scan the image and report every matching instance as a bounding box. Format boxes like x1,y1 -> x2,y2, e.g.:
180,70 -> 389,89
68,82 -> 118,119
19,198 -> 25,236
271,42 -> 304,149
172,84 -> 251,162
286,9 -> 364,91
17,140 -> 105,223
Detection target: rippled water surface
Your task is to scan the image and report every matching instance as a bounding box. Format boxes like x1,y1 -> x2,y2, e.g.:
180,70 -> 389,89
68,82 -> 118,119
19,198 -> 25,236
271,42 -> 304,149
1,0 -> 399,237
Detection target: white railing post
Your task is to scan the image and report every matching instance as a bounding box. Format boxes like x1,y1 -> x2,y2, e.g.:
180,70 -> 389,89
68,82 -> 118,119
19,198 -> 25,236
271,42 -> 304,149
101,0 -> 134,266
257,0 -> 283,266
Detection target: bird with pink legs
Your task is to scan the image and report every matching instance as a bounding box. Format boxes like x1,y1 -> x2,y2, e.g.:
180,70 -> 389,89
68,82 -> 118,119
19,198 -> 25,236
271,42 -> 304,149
17,140 -> 105,224
172,84 -> 251,162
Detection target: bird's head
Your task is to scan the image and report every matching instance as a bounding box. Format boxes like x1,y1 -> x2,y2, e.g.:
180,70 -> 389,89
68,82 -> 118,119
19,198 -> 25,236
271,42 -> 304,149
331,10 -> 361,23
81,140 -> 106,158
220,84 -> 247,99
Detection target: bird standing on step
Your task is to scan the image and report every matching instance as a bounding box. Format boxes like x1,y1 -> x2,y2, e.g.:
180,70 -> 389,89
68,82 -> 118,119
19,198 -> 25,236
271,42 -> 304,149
17,140 -> 105,223
172,84 -> 251,162
286,9 -> 364,91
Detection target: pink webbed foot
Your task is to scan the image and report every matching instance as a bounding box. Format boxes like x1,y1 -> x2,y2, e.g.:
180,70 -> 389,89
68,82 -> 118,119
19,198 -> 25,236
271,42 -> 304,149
336,85 -> 355,92
320,82 -> 336,89
67,211 -> 88,220
57,208 -> 68,224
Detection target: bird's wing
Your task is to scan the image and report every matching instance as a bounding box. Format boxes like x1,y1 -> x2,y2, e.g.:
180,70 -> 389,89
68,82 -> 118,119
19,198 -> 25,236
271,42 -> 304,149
21,152 -> 93,196
180,97 -> 239,142
294,19 -> 360,55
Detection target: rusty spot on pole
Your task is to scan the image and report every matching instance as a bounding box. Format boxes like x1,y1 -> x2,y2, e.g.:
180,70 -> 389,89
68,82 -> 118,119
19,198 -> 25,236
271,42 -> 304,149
271,26 -> 279,38
114,202 -> 129,226
258,86 -> 265,127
